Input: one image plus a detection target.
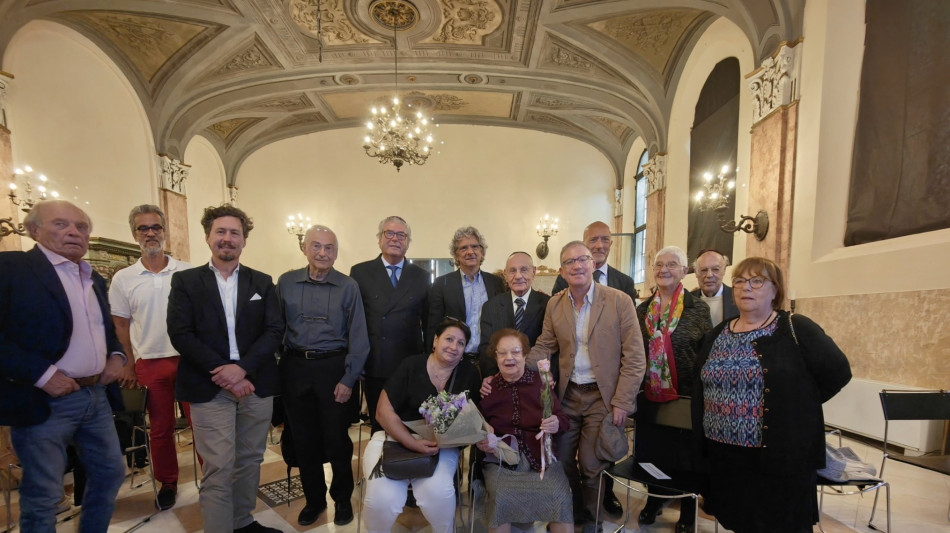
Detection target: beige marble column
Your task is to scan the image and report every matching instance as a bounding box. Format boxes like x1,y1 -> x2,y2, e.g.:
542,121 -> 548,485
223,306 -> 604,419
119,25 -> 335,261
745,41 -> 802,276
157,154 -> 191,262
0,71 -> 22,252
642,153 -> 667,291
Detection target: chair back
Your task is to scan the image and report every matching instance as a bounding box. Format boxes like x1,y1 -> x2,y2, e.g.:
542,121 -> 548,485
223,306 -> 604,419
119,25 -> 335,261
119,387 -> 149,416
635,393 -> 692,430
880,389 -> 950,421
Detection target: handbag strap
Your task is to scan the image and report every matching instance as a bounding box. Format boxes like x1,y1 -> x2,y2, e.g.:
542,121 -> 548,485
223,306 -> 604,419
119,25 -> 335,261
446,365 -> 458,392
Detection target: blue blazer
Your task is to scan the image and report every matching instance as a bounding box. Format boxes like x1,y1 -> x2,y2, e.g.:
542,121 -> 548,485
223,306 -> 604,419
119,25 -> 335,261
0,246 -> 124,426
168,263 -> 284,403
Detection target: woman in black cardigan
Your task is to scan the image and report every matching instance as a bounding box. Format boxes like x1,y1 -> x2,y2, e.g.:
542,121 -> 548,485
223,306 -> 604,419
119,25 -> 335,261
636,245 -> 710,532
691,256 -> 851,533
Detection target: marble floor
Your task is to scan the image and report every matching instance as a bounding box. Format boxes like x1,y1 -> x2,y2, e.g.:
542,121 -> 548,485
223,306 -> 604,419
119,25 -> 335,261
2,426 -> 948,533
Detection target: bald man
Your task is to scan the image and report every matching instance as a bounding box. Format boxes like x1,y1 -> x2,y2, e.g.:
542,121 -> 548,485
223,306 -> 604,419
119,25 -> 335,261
551,221 -> 638,304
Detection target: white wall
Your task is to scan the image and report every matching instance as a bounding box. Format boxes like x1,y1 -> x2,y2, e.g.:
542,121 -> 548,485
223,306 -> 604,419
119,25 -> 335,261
235,125 -> 615,279
183,136 -> 229,263
789,0 -> 950,297
3,20 -> 156,245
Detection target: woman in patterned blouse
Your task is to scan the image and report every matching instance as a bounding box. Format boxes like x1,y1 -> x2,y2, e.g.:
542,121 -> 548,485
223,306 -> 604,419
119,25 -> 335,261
691,257 -> 851,533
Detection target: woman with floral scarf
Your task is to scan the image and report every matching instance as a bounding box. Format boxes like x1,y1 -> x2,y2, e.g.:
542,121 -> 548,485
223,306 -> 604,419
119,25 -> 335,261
635,245 -> 710,532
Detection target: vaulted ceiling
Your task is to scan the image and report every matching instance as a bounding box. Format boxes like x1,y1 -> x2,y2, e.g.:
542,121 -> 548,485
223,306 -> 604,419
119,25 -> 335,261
0,0 -> 803,183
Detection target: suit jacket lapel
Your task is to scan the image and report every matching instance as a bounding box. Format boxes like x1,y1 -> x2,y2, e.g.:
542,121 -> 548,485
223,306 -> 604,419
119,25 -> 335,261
27,246 -> 71,319
450,270 -> 466,320
235,266 -> 251,324
525,292 -> 543,328
202,266 -> 228,329
587,285 -> 607,342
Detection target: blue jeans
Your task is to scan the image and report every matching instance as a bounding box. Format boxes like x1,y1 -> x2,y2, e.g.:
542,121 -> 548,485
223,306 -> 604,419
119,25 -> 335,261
11,385 -> 126,533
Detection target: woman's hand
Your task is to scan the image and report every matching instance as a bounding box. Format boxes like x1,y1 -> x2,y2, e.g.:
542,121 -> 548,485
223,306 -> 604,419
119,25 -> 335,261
480,376 -> 493,397
475,437 -> 493,453
539,415 -> 559,434
404,438 -> 440,456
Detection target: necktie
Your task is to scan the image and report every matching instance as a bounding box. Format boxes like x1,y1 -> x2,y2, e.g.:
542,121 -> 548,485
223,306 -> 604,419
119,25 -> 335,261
387,265 -> 399,288
593,269 -> 603,284
514,297 -> 525,331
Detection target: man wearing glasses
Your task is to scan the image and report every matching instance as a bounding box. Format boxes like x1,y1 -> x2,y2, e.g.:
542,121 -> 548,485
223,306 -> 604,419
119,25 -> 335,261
277,225 -> 369,527
109,204 -> 193,511
691,249 -> 739,326
350,216 -> 430,433
527,241 -> 644,531
551,221 -> 638,305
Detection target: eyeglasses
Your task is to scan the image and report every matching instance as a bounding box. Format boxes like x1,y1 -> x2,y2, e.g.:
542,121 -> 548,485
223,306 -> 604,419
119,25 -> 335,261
653,262 -> 682,271
382,230 -> 408,242
561,255 -> 592,267
135,224 -> 164,234
495,348 -> 523,357
733,277 -> 770,289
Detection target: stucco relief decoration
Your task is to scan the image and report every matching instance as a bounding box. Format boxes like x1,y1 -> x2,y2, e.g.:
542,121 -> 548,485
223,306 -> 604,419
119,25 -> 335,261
748,43 -> 801,124
228,186 -> 238,204
552,45 -> 593,71
526,112 -> 585,134
593,116 -> 630,142
158,155 -> 190,194
281,112 -> 328,127
0,71 -> 11,129
217,42 -> 275,74
403,91 -> 467,112
643,153 -> 667,195
207,118 -> 251,141
589,9 -> 701,75
292,0 -> 371,45
430,0 -> 502,44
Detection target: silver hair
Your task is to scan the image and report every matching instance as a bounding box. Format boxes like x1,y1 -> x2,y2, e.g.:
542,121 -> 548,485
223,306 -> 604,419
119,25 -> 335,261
128,204 -> 166,233
449,226 -> 487,267
559,240 -> 590,260
692,249 -> 730,271
376,215 -> 411,241
654,245 -> 688,269
23,200 -> 92,234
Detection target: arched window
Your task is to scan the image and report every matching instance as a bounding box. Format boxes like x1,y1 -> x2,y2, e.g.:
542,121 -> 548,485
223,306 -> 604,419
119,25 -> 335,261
632,149 -> 649,283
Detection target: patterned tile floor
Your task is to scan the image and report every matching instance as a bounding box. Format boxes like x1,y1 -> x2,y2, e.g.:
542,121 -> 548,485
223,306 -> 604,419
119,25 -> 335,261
2,426 -> 948,532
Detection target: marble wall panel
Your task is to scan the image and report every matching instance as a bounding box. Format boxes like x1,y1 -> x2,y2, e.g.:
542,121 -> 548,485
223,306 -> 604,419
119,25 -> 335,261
160,188 -> 190,262
794,289 -> 950,389
645,187 -> 665,291
0,127 -> 23,251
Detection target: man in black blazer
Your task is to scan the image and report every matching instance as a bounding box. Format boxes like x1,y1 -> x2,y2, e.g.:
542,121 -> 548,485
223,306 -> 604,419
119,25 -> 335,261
426,226 -> 504,371
551,221 -> 638,304
477,251 -> 550,376
168,205 -> 283,533
0,200 -> 127,532
691,248 -> 739,326
350,215 -> 430,433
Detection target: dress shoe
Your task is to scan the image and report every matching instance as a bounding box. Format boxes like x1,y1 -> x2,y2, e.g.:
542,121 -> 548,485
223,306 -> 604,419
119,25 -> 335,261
297,502 -> 327,526
638,497 -> 664,525
333,502 -> 354,526
603,490 -> 623,517
675,498 -> 696,533
234,521 -> 281,533
156,483 -> 177,511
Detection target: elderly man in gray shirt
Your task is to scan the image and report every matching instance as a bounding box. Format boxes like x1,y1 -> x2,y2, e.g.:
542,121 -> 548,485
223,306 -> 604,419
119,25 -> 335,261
277,225 -> 369,527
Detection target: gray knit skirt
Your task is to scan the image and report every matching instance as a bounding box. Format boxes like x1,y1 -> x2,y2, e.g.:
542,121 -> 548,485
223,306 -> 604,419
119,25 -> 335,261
481,454 -> 573,528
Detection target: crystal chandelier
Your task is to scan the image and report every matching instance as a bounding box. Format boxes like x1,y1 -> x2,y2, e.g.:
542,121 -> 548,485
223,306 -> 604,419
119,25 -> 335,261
362,7 -> 436,172
693,163 -> 769,241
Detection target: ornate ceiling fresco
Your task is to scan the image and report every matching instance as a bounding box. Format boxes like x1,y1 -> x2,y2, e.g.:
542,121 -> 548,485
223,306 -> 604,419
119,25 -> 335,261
0,0 -> 803,184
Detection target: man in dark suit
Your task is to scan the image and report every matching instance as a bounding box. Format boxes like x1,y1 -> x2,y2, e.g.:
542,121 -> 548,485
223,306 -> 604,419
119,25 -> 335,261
426,226 -> 504,371
477,251 -> 549,376
350,215 -> 430,433
691,248 -> 739,326
0,200 -> 127,532
551,221 -> 638,304
168,205 -> 283,533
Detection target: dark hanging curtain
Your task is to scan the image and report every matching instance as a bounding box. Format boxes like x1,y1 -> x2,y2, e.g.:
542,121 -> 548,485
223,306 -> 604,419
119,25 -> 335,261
687,58 -> 740,267
844,0 -> 950,246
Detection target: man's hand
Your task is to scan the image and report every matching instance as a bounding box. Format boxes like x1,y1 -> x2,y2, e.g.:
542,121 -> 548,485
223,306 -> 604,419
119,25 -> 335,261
227,378 -> 256,398
612,406 -> 629,427
118,360 -> 138,389
479,376 -> 493,398
211,364 -> 247,388
539,414 -> 560,434
333,383 -> 352,403
100,354 -> 127,385
41,371 -> 79,397
404,438 -> 439,456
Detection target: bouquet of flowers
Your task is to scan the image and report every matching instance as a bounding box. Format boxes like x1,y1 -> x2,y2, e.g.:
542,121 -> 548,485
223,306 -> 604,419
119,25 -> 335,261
405,390 -> 488,448
536,358 -> 558,479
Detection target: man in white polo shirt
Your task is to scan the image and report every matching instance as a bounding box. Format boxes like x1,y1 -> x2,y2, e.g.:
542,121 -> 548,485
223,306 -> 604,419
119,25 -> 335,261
109,204 -> 193,511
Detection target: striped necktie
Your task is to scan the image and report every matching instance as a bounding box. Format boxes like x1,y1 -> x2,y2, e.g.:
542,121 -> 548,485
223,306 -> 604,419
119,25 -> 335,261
514,297 -> 525,331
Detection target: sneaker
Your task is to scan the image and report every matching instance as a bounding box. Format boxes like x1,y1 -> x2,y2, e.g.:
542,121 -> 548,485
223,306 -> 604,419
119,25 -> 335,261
297,502 -> 327,526
156,483 -> 177,511
234,521 -> 281,533
333,502 -> 354,526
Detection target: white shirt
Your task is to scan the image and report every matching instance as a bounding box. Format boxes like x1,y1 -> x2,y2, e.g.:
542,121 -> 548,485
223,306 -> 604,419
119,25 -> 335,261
568,282 -> 596,385
109,256 -> 192,360
510,288 -> 532,313
209,262 -> 241,361
698,284 -> 725,327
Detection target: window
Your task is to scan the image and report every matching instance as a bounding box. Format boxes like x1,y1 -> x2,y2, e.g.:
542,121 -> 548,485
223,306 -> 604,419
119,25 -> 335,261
407,258 -> 455,283
632,149 -> 649,283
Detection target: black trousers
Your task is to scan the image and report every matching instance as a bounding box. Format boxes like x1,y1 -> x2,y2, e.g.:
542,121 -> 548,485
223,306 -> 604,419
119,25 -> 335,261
364,376 -> 387,434
280,354 -> 354,506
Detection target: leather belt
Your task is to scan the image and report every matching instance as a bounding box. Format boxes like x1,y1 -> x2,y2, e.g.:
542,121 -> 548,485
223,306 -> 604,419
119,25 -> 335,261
570,381 -> 599,393
286,347 -> 347,360
74,374 -> 101,387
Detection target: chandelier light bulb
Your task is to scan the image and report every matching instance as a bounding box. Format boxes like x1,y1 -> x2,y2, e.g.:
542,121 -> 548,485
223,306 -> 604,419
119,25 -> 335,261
704,172 -> 713,181
423,146 -> 429,152
51,191 -> 59,198
380,106 -> 387,114
711,192 -> 719,200
696,191 -> 705,201
24,165 -> 32,173
414,127 -> 421,134
728,181 -> 735,189
721,164 -> 730,174
8,183 -> 16,191
364,136 -> 371,142
426,135 -> 433,142
392,97 -> 399,105
371,107 -> 378,114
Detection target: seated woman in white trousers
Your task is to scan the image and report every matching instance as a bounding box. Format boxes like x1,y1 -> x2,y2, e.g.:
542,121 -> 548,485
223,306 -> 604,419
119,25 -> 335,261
362,318 -> 482,533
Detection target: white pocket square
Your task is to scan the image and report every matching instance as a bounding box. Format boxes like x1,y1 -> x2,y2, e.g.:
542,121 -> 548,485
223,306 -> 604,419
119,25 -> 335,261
250,293 -> 262,301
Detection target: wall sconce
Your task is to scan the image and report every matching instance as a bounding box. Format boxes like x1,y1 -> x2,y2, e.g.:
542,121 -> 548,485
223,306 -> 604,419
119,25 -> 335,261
694,164 -> 768,241
535,214 -> 559,260
1,165 -> 60,241
286,213 -> 311,249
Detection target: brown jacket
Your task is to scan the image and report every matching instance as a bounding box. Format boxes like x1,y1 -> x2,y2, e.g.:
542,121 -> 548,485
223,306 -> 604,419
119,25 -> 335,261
527,283 -> 646,414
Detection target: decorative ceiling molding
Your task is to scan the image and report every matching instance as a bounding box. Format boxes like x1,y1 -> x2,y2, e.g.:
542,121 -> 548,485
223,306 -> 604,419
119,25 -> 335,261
223,93 -> 315,114
322,89 -> 513,119
587,8 -> 704,76
278,111 -> 328,128
291,0 -> 374,45
204,35 -> 282,82
206,117 -> 263,147
538,36 -> 627,85
591,115 -> 633,144
422,0 -> 503,45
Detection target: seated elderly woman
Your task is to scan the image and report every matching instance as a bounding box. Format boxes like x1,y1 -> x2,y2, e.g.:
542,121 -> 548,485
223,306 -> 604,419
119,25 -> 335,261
362,318 -> 483,533
476,329 -> 573,533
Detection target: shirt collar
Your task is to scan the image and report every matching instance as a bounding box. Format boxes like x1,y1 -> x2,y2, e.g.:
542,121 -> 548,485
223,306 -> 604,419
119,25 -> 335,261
37,242 -> 92,276
510,288 -> 532,303
702,284 -> 725,298
380,256 -> 405,269
208,261 -> 240,276
461,269 -> 481,283
135,255 -> 181,274
567,281 -> 596,307
294,265 -> 343,285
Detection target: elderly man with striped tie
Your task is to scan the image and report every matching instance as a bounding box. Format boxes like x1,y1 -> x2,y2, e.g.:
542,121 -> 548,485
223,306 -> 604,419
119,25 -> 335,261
477,251 -> 551,376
